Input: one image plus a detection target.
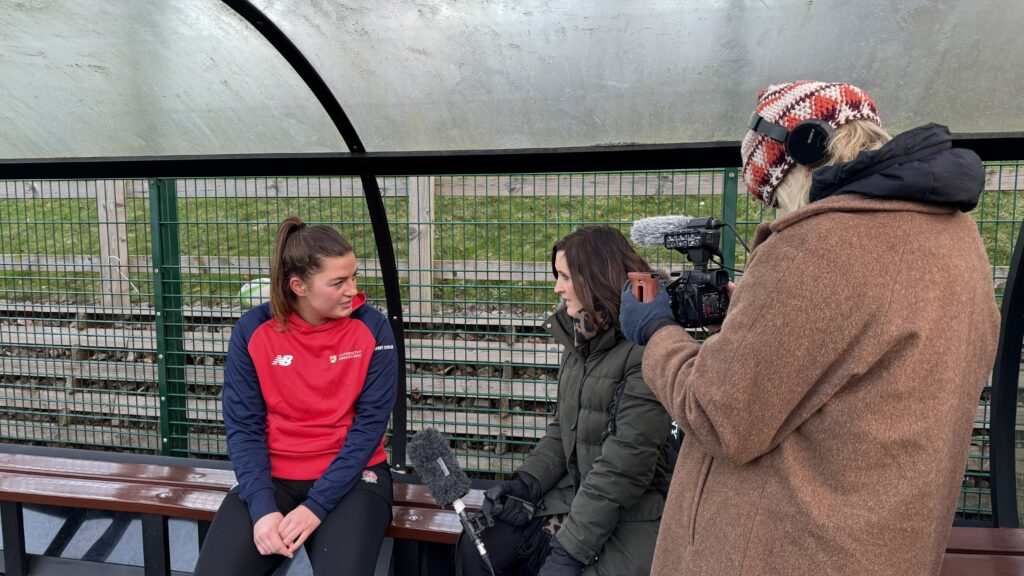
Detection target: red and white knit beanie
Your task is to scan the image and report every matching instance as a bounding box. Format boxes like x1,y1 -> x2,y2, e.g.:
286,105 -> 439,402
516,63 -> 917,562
740,81 -> 881,206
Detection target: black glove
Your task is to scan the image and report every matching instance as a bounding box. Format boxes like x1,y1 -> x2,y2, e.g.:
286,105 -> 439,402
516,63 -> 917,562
538,537 -> 585,576
491,471 -> 542,527
619,280 -> 678,345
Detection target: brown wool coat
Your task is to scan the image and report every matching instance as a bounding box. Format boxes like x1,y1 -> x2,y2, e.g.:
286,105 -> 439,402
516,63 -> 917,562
643,194 -> 999,576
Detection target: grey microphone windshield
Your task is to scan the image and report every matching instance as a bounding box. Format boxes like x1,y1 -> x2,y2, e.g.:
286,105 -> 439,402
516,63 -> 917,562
630,215 -> 696,247
407,427 -> 472,508
408,428 -> 494,573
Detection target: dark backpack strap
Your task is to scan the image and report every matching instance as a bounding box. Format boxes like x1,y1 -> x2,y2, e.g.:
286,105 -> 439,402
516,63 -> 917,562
600,345 -> 683,476
601,377 -> 628,443
601,343 -> 635,443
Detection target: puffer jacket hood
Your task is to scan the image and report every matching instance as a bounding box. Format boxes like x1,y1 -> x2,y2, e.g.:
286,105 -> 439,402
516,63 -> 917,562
809,123 -> 985,212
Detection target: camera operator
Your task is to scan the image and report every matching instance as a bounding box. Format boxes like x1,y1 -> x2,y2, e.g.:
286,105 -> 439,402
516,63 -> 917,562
618,81 -> 1000,575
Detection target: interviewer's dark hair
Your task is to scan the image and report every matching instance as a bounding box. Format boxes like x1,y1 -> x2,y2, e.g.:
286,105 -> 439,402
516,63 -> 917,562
270,216 -> 354,330
551,225 -> 654,332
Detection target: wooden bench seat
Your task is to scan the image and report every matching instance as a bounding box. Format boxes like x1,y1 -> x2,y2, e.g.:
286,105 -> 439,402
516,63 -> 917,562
0,451 -> 486,511
941,552 -> 1024,575
0,470 -> 466,542
946,526 -> 1024,556
8,451 -> 1024,576
0,452 -> 489,575
942,527 -> 1024,575
0,452 -> 238,492
0,475 -> 464,576
0,471 -> 227,521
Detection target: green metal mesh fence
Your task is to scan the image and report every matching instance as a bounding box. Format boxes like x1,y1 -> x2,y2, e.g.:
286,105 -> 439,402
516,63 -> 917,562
966,162 -> 1024,522
0,165 -> 1018,519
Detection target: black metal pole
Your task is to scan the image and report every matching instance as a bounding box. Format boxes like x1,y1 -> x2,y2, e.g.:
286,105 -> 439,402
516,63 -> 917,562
140,514 -> 171,576
218,0 -> 364,151
361,175 -> 408,470
218,0 -> 409,468
990,221 -> 1024,527
3,132 -> 1021,180
0,502 -> 28,576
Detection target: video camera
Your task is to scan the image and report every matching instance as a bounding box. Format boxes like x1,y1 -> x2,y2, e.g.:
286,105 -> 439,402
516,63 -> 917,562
666,217 -> 731,327
631,216 -> 731,328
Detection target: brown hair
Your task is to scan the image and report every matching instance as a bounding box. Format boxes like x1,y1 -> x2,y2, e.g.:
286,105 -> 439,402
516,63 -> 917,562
270,216 -> 354,329
551,225 -> 654,332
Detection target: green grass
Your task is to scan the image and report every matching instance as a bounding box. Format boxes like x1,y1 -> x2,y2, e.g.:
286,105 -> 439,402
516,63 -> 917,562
0,198 -> 104,255
976,188 -> 1024,268
0,270 -> 110,302
173,196 -> 410,259
0,168 -> 1019,309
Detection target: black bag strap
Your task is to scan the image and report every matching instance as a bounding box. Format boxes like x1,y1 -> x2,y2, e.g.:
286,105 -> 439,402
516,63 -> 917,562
601,377 -> 628,444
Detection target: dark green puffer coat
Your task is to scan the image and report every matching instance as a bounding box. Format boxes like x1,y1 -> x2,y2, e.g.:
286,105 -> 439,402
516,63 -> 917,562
518,309 -> 673,576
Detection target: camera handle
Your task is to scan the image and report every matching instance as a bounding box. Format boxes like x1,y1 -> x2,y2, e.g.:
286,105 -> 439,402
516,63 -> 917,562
679,246 -> 715,268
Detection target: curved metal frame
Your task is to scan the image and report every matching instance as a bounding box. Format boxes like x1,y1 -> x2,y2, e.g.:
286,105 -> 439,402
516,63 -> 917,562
990,222 -> 1024,527
219,0 -> 408,468
4,134 -> 1022,180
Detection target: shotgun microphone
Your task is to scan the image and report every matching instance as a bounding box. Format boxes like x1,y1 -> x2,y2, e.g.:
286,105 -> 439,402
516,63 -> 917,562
630,215 -> 724,247
408,427 -> 493,573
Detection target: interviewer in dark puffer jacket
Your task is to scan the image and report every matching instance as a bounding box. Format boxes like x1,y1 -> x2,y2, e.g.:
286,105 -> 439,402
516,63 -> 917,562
619,81 -> 1000,576
461,225 -> 673,576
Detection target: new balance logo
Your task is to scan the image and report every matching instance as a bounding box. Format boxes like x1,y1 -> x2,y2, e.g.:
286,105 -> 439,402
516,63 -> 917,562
271,355 -> 294,366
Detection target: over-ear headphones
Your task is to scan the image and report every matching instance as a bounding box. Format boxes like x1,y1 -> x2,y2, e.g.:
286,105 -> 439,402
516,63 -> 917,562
747,112 -> 834,166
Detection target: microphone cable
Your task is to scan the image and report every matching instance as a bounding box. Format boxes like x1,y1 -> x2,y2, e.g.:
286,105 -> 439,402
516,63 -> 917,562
723,222 -> 752,255
456,521 -> 496,576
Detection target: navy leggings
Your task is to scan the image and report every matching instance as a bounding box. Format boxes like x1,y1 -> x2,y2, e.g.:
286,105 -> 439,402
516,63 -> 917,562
195,463 -> 393,576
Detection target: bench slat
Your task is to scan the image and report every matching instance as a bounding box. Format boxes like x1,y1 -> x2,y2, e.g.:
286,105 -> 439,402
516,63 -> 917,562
394,483 -> 484,511
0,470 -> 464,545
947,526 -> 1024,555
0,453 -> 236,491
0,453 -> 487,511
0,471 -> 227,521
389,505 -> 461,544
941,552 -> 1024,575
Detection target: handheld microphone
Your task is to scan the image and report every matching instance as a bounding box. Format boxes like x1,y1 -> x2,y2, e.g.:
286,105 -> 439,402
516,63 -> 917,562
408,427 -> 492,572
630,215 -> 724,247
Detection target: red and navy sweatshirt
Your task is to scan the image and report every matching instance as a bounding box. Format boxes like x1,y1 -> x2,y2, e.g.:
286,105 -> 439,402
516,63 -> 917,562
222,293 -> 397,523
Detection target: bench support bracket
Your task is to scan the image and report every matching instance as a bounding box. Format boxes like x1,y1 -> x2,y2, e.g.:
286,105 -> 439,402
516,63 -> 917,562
1,501 -> 28,576
140,514 -> 170,576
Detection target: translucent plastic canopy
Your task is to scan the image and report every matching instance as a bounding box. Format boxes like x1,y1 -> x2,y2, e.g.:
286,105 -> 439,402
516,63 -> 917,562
0,0 -> 344,159
2,0 -> 1022,159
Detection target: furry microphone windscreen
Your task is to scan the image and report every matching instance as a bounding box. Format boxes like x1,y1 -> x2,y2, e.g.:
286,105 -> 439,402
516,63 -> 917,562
407,427 -> 472,508
630,215 -> 697,247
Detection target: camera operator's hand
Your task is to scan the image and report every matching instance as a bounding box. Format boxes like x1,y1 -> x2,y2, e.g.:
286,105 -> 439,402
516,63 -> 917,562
538,537 -> 585,576
492,471 -> 542,526
619,281 -> 678,345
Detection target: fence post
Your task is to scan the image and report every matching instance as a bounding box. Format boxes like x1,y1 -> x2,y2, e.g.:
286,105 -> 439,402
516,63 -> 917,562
408,177 -> 436,319
149,179 -> 188,456
721,168 -> 739,279
96,180 -> 131,310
